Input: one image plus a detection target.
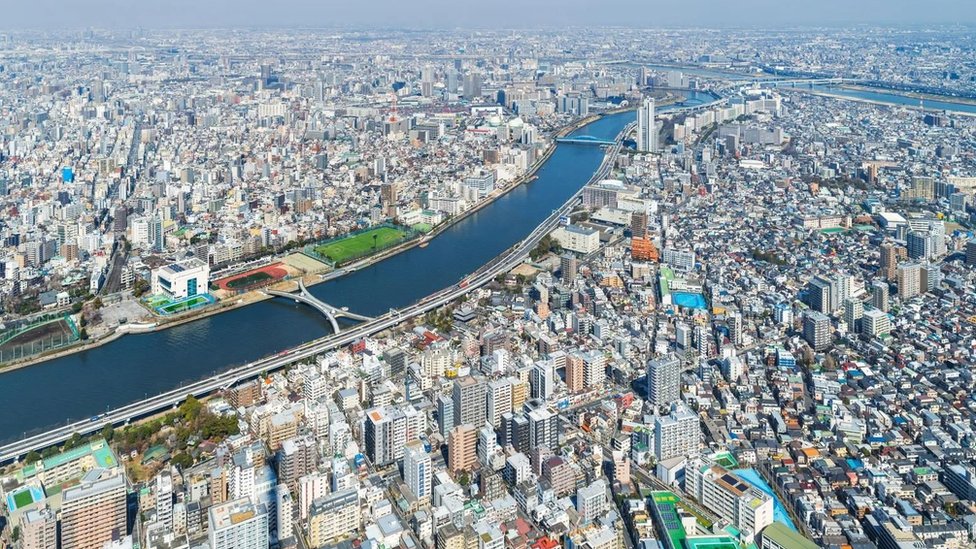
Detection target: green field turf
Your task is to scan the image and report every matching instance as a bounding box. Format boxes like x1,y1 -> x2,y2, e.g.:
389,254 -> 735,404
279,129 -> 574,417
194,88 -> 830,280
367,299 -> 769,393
314,227 -> 408,264
225,271 -> 273,289
13,490 -> 34,509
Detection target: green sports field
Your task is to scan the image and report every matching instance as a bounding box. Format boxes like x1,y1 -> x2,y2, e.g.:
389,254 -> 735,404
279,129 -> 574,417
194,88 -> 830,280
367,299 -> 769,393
313,227 -> 409,264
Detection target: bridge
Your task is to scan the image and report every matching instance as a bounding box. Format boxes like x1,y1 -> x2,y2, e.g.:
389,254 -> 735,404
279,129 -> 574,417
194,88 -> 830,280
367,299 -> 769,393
0,118 -> 641,465
556,135 -> 616,146
264,278 -> 373,334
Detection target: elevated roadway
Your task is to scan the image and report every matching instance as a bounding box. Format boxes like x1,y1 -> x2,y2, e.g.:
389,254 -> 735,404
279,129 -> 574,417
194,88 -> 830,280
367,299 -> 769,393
0,121 -> 634,465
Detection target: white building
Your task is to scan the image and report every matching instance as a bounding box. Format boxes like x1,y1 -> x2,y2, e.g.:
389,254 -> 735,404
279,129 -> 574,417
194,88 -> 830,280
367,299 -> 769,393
403,441 -> 432,504
637,97 -> 657,152
208,498 -> 269,549
654,403 -> 700,462
576,479 -> 608,523
862,308 -> 891,337
551,225 -> 600,254
686,459 -> 774,538
151,257 -> 210,300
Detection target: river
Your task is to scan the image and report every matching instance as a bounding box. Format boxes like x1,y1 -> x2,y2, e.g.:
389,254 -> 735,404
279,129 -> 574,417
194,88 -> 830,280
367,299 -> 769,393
810,85 -> 976,115
0,93 -> 712,444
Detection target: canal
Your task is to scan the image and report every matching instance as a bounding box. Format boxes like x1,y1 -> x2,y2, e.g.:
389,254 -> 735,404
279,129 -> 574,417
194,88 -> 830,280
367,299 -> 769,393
0,96 -> 706,443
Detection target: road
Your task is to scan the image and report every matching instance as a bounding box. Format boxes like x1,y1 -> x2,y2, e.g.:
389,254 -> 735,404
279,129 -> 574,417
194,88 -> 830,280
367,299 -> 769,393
0,123 -> 633,464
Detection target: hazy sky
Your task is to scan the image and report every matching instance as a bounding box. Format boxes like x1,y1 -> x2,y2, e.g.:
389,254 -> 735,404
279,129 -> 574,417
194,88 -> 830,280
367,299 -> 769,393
3,0 -> 975,30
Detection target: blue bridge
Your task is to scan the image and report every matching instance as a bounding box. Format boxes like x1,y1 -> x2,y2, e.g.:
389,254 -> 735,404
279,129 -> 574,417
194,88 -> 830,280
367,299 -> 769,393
556,135 -> 616,145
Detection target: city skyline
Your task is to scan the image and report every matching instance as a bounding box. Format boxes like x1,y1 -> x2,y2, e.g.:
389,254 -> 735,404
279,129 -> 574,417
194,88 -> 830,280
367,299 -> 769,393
3,0 -> 976,29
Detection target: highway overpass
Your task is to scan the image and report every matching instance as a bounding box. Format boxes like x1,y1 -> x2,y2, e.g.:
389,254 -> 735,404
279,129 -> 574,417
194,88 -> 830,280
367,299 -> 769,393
0,122 -> 633,465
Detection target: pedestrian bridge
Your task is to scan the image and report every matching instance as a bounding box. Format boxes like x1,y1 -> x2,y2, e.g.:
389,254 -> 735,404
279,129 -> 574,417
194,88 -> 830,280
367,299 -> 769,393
556,135 -> 616,145
265,278 -> 373,334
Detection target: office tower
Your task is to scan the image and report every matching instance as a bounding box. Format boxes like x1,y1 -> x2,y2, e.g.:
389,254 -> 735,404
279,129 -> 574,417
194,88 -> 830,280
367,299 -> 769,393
806,276 -> 833,313
156,470 -> 174,531
966,239 -> 976,266
687,459 -> 774,536
803,311 -> 831,352
862,309 -> 891,338
646,354 -> 680,409
452,376 -> 486,427
897,262 -> 921,299
20,508 -> 57,549
637,96 -> 657,152
581,351 -> 607,388
843,298 -> 863,334
308,489 -> 360,547
654,403 -> 700,461
277,435 -> 317,493
834,273 -> 851,306
727,310 -> 743,346
486,379 -> 512,427
501,412 -> 531,453
560,254 -> 578,283
576,479 -> 608,523
871,280 -> 889,312
60,472 -> 127,549
403,441 -> 432,503
437,394 -> 455,437
448,424 -> 478,473
675,321 -> 692,349
462,73 -> 482,99
879,242 -> 898,280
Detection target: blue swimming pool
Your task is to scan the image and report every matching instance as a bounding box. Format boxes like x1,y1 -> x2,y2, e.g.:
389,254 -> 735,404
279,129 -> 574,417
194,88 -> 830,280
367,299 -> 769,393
673,292 -> 707,309
733,468 -> 797,531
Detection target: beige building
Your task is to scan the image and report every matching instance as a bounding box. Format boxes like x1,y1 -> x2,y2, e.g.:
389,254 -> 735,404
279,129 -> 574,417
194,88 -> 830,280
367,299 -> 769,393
308,488 -> 360,547
448,424 -> 478,474
20,508 -> 57,549
60,472 -> 127,549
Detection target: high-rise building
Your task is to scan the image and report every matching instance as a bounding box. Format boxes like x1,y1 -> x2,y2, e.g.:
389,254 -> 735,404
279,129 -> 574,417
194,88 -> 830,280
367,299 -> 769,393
477,425 -> 498,468
308,489 -> 360,547
155,470 -> 174,531
906,231 -> 934,260
403,441 -> 432,503
654,403 -> 700,461
637,96 -> 657,152
527,405 -> 559,450
646,354 -> 680,409
437,394 -> 455,437
803,311 -> 831,351
806,276 -> 833,313
277,435 -> 317,493
965,239 -> 976,266
871,280 -> 889,312
862,308 -> 891,338
560,254 -> 578,283
486,379 -> 512,427
576,479 -> 608,523
462,73 -> 482,99
208,498 -> 269,549
631,211 -> 649,239
565,354 -> 585,393
687,458 -> 774,536
530,361 -> 555,400
60,472 -> 127,549
362,406 -> 420,466
727,311 -> 743,346
880,242 -> 898,280
843,298 -> 863,334
452,376 -> 486,428
448,424 -> 478,473
897,262 -> 921,299
19,508 -> 57,549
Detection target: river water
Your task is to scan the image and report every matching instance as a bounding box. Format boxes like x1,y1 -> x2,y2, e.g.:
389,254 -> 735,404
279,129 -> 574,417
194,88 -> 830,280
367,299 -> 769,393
3,98 -> 728,443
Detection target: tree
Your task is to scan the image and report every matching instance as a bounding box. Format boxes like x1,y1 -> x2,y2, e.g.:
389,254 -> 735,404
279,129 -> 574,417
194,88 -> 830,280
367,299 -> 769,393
11,526 -> 20,542
101,424 -> 115,442
171,452 -> 193,469
23,450 -> 41,464
63,432 -> 84,450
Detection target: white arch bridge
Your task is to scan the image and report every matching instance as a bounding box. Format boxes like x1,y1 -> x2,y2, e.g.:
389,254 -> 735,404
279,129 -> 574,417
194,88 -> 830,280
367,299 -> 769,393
264,278 -> 373,334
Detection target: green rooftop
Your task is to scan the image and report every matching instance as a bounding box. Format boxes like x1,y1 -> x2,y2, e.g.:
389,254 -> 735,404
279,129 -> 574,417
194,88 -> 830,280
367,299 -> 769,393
760,522 -> 818,549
